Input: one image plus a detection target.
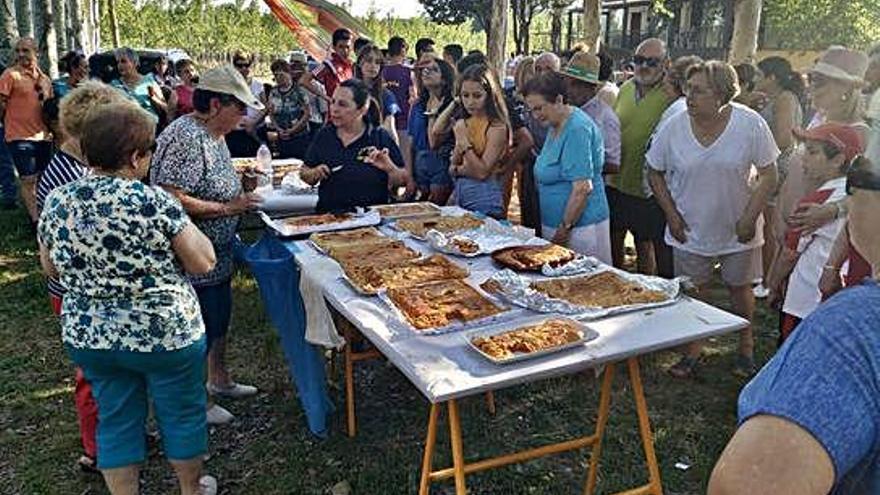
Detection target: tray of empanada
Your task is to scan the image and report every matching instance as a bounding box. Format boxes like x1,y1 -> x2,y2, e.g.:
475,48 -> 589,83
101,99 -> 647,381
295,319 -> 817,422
467,316 -> 598,364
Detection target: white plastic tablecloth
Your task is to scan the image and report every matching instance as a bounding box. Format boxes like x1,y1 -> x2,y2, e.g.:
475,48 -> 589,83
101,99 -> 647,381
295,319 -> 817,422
291,213 -> 748,404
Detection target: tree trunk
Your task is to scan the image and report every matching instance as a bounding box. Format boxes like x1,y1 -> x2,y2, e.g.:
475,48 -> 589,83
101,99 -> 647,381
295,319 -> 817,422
550,4 -> 564,53
106,0 -> 119,48
14,0 -> 31,37
52,0 -> 65,54
582,0 -> 601,53
729,0 -> 762,64
511,0 -> 522,55
35,0 -> 58,78
1,0 -> 19,59
68,0 -> 86,51
486,0 -> 508,79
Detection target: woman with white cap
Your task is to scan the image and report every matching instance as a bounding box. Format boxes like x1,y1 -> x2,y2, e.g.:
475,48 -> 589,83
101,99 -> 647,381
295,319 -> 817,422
777,47 -> 868,240
150,65 -> 265,426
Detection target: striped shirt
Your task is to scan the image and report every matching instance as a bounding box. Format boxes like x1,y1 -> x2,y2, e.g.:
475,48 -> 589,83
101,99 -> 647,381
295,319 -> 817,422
37,149 -> 90,297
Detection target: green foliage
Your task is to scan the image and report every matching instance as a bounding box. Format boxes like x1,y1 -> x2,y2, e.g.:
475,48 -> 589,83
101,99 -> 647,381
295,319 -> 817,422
763,0 -> 880,50
357,9 -> 486,54
99,0 -> 299,56
418,0 -> 491,31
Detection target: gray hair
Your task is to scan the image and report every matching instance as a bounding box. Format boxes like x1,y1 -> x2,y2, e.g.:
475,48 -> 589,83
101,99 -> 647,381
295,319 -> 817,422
535,52 -> 561,71
115,47 -> 139,65
635,38 -> 668,59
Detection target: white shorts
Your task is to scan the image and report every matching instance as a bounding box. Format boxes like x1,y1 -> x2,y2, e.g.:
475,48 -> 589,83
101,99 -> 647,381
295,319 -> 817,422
543,219 -> 612,265
673,247 -> 758,287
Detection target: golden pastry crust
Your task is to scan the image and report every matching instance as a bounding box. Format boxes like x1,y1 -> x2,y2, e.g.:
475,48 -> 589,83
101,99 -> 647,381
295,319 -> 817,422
472,319 -> 583,360
387,279 -> 504,330
272,163 -> 300,186
372,202 -> 440,219
491,244 -> 577,271
344,255 -> 468,294
395,214 -> 483,238
330,240 -> 421,267
451,237 -> 480,254
282,213 -> 354,229
310,227 -> 386,252
531,271 -> 668,308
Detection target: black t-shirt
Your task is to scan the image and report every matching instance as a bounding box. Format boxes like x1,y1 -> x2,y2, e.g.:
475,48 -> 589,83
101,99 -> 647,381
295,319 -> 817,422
305,123 -> 404,213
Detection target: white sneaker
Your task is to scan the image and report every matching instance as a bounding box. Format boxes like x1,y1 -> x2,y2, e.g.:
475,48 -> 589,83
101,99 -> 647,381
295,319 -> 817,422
199,475 -> 218,495
206,404 -> 235,425
753,284 -> 770,299
206,381 -> 258,399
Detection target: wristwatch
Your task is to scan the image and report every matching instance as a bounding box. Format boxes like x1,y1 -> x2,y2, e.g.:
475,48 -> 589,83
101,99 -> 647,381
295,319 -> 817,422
560,220 -> 574,231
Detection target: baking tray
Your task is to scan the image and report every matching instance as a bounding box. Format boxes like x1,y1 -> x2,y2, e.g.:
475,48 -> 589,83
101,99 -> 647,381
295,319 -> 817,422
377,280 -> 522,336
389,213 -> 484,241
370,201 -> 442,220
466,315 -> 599,365
425,218 -> 540,258
259,209 -> 381,237
484,266 -> 683,320
338,255 -> 469,296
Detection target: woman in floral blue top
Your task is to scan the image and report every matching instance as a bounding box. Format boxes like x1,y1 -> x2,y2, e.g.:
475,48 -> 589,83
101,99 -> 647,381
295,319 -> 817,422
38,102 -> 219,495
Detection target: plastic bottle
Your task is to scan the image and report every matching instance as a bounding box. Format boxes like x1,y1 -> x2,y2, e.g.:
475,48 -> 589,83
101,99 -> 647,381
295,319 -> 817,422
256,144 -> 272,187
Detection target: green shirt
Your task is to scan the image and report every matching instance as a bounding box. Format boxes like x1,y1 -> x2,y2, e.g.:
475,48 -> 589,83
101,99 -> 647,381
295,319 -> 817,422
609,80 -> 669,198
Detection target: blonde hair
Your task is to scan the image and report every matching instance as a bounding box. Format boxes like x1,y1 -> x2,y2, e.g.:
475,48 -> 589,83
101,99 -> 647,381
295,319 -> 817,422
81,101 -> 156,171
687,60 -> 740,104
59,81 -> 129,139
514,56 -> 535,92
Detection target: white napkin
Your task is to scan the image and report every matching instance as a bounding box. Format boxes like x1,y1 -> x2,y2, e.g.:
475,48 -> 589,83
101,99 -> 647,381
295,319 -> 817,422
299,265 -> 345,349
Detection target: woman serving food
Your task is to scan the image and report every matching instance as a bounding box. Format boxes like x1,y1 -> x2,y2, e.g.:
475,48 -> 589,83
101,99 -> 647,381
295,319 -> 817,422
300,79 -> 409,213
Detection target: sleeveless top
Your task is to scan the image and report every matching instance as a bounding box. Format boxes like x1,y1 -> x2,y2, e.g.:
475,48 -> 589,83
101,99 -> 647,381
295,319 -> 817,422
454,116 -> 505,218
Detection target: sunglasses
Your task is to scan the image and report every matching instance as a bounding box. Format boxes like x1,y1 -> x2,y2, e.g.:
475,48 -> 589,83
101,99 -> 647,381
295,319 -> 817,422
234,62 -> 252,69
846,157 -> 880,194
633,56 -> 663,68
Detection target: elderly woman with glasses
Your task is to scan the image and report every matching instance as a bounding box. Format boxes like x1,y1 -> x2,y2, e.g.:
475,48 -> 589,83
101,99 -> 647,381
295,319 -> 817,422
150,65 -> 264,426
648,61 -> 779,378
111,47 -> 166,120
38,101 -> 219,495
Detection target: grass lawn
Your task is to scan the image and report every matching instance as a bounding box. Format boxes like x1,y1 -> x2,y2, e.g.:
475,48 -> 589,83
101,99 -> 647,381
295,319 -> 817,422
0,204 -> 779,495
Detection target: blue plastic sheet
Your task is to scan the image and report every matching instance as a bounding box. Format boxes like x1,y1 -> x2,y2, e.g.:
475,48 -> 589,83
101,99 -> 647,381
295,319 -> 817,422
243,233 -> 333,437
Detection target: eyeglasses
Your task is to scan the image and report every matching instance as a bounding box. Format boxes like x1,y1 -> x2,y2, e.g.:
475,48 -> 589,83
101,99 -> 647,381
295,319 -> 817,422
633,56 -> 663,68
846,157 -> 880,194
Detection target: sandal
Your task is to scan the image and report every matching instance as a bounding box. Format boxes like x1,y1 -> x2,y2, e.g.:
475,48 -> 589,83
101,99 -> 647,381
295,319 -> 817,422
77,455 -> 99,474
668,355 -> 699,378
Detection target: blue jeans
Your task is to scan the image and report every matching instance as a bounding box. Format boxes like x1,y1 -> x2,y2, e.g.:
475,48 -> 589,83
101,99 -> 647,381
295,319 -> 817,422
68,337 -> 208,469
0,129 -> 16,204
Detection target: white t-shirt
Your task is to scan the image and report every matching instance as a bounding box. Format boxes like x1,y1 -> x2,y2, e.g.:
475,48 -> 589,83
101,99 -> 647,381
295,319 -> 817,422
646,103 -> 780,256
783,177 -> 847,319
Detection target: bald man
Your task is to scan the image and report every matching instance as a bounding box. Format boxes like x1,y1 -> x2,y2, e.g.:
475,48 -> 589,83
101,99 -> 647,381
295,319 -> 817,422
608,38 -> 672,277
0,37 -> 53,223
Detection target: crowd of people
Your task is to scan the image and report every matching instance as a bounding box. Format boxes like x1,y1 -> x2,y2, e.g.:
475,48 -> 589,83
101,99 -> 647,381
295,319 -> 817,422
1,27 -> 879,494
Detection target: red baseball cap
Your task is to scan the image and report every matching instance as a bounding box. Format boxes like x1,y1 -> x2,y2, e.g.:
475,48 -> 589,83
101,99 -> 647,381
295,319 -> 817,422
793,123 -> 865,162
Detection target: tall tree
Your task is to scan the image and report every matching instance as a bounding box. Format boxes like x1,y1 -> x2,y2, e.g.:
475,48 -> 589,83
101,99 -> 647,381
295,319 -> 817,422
486,0 -> 507,76
68,0 -> 86,51
52,0 -> 66,53
106,0 -> 120,47
511,0 -> 548,55
14,0 -> 31,37
548,0 -> 572,53
729,0 -> 761,63
582,0 -> 600,53
35,0 -> 58,77
1,0 -> 19,59
418,0 -> 493,39
763,0 -> 880,49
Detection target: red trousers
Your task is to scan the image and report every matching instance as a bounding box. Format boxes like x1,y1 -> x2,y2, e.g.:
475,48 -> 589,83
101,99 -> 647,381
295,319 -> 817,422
51,294 -> 98,459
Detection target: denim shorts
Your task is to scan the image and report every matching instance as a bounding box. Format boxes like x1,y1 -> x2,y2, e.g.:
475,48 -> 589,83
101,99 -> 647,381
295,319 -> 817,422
414,150 -> 453,188
195,279 -> 232,352
68,337 -> 208,469
8,140 -> 52,177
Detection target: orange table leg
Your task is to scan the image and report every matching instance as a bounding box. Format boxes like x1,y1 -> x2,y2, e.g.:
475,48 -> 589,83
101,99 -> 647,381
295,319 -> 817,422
344,338 -> 356,438
418,404 -> 441,495
485,391 -> 496,416
447,399 -> 467,495
583,363 -> 617,495
628,357 -> 663,494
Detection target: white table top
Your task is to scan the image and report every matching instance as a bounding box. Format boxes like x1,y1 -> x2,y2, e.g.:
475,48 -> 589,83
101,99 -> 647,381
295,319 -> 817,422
292,217 -> 748,403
